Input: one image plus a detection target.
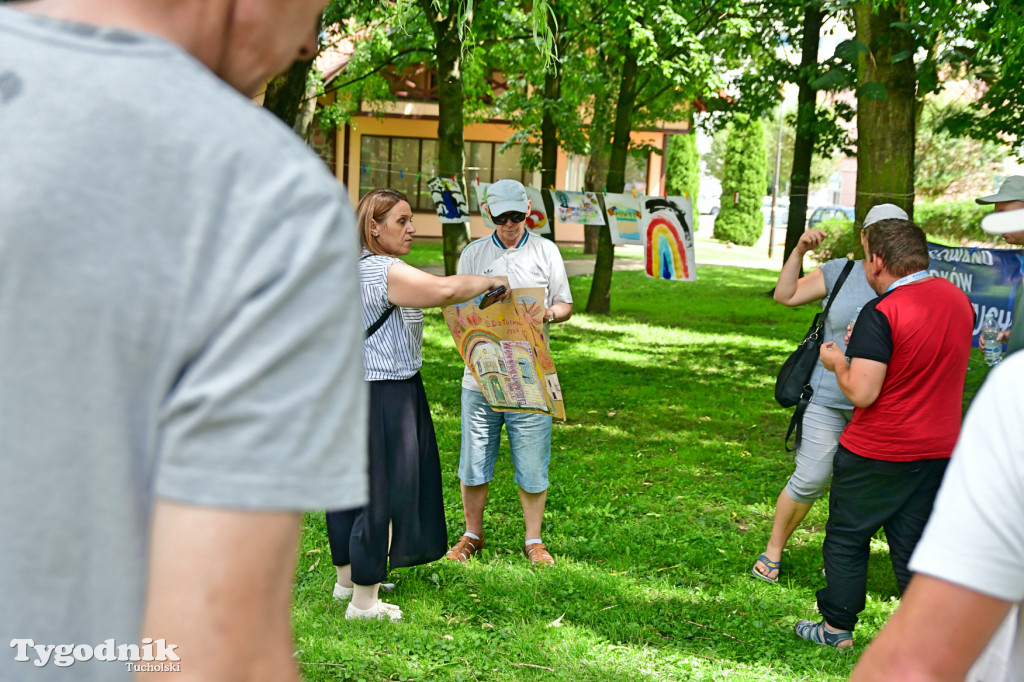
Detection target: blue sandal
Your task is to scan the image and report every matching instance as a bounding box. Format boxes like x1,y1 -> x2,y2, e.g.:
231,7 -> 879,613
751,553 -> 780,584
795,619 -> 853,650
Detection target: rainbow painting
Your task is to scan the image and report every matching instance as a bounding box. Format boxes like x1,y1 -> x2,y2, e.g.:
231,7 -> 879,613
641,197 -> 696,282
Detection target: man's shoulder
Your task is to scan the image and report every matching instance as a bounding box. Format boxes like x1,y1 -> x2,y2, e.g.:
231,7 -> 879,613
523,233 -> 564,261
461,235 -> 498,259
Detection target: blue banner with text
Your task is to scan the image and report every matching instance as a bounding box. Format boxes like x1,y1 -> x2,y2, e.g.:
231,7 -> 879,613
927,242 -> 1024,347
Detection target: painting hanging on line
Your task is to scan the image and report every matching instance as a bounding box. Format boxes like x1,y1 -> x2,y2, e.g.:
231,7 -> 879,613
428,176 -> 470,223
603,193 -> 643,245
547,189 -> 605,225
641,196 -> 696,281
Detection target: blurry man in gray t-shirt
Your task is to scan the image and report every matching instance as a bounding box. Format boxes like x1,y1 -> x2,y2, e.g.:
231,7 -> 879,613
0,2 -> 366,681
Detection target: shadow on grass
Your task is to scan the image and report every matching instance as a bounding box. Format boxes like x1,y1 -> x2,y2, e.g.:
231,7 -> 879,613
292,262 -> 993,681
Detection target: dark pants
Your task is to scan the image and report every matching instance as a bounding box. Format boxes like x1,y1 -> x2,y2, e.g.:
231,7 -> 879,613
816,444 -> 949,632
325,374 -> 447,586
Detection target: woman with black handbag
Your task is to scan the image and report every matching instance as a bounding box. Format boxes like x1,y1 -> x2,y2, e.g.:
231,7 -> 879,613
751,204 -> 906,584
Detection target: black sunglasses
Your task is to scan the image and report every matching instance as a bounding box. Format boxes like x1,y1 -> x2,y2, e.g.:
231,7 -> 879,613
492,211 -> 527,226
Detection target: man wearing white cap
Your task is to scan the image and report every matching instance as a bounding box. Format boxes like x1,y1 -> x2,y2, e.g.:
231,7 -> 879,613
446,179 -> 573,567
977,176 -> 1024,357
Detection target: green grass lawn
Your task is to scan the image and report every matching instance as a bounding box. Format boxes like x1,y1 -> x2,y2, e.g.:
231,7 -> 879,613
293,265 -> 992,681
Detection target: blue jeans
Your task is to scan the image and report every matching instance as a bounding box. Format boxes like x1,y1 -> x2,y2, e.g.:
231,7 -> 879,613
459,388 -> 552,493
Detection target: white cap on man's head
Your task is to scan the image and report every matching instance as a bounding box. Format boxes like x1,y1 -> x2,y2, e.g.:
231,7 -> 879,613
981,207 -> 1024,235
863,203 -> 909,227
976,176 -> 1024,205
484,179 -> 528,217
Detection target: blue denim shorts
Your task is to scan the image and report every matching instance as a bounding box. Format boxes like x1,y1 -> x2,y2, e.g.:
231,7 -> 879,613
459,388 -> 552,493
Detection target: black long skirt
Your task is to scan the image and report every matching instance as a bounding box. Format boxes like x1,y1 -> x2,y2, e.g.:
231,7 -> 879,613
325,373 -> 447,585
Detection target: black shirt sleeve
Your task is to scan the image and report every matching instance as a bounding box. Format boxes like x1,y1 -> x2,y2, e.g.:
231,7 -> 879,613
846,296 -> 893,364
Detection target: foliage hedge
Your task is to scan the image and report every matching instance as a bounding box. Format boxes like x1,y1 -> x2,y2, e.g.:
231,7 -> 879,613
814,217 -> 860,262
664,132 -> 700,211
914,200 -> 991,243
714,114 -> 765,246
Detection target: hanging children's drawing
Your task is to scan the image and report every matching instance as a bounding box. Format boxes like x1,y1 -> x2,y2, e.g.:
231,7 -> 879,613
641,196 -> 696,281
428,176 -> 470,223
523,187 -> 552,235
443,287 -> 565,419
548,189 -> 605,225
603,193 -> 643,245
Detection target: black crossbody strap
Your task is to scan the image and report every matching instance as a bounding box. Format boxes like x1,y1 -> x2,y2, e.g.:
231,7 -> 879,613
360,252 -> 396,339
785,394 -> 811,452
365,305 -> 395,339
820,259 -> 855,323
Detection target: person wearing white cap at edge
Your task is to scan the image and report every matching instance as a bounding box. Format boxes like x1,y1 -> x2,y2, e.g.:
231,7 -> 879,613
752,203 -> 907,585
976,176 -> 1024,358
446,178 -> 573,568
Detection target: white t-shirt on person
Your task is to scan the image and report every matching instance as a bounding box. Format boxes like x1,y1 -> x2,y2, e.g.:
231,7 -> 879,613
909,352 -> 1024,680
456,230 -> 572,392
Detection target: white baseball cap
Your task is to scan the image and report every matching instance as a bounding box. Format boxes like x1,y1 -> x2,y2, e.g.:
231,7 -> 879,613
483,179 -> 528,217
863,203 -> 909,227
981,207 -> 1024,235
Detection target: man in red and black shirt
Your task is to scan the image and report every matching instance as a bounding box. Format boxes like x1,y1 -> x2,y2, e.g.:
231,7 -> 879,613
794,218 -> 975,650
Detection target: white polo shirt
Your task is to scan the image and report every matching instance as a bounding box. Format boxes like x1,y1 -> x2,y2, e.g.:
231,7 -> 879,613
457,230 -> 572,392
909,352 -> 1024,680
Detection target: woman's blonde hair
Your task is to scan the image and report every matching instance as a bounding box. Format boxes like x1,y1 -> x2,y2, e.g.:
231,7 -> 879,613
357,188 -> 408,255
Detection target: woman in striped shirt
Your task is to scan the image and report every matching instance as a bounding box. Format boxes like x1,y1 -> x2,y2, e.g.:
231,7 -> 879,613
326,188 -> 509,621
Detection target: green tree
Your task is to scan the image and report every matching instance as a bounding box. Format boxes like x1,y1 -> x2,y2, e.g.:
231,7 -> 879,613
665,128 -> 700,207
317,0 -> 553,274
915,97 -> 1006,200
714,114 -> 766,246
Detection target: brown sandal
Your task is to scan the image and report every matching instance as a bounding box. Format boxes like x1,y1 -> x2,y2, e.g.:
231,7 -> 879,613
446,535 -> 484,562
525,542 -> 555,566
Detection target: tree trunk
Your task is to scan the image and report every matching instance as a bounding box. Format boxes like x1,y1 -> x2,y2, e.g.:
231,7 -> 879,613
853,0 -> 916,228
586,49 -> 638,314
783,1 -> 824,265
582,154 -> 608,254
539,7 -> 564,243
428,2 -> 472,275
263,58 -> 315,129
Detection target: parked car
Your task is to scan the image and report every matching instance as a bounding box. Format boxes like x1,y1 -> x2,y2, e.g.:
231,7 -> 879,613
807,205 -> 854,228
761,197 -> 789,226
697,193 -> 720,215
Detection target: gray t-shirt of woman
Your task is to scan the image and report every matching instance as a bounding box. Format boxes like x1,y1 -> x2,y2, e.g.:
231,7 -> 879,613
807,258 -> 879,410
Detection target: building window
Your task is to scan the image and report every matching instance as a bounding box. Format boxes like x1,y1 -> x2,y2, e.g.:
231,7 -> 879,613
358,135 -> 437,211
358,135 -> 528,213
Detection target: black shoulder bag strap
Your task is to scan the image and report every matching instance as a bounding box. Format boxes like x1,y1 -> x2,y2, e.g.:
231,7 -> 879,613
785,258 -> 856,452
365,306 -> 395,339
361,252 -> 396,339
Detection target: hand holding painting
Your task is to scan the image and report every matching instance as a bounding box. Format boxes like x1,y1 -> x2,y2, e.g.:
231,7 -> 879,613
478,285 -> 506,309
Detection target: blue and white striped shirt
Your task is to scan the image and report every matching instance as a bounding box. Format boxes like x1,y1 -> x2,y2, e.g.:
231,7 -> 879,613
359,251 -> 423,381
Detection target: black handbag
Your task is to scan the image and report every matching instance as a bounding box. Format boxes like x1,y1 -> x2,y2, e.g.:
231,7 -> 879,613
775,259 -> 855,451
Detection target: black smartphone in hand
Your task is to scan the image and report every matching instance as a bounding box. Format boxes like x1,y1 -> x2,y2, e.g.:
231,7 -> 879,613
478,285 -> 506,309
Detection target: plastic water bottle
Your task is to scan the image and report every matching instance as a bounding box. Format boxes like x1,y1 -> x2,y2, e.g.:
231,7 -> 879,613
847,307 -> 863,341
981,310 -> 1003,367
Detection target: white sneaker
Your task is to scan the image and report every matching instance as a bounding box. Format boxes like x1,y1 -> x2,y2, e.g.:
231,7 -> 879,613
333,583 -> 354,601
345,600 -> 402,622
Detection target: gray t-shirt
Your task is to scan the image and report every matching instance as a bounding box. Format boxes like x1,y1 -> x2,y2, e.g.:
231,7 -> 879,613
807,258 -> 878,409
0,9 -> 367,680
